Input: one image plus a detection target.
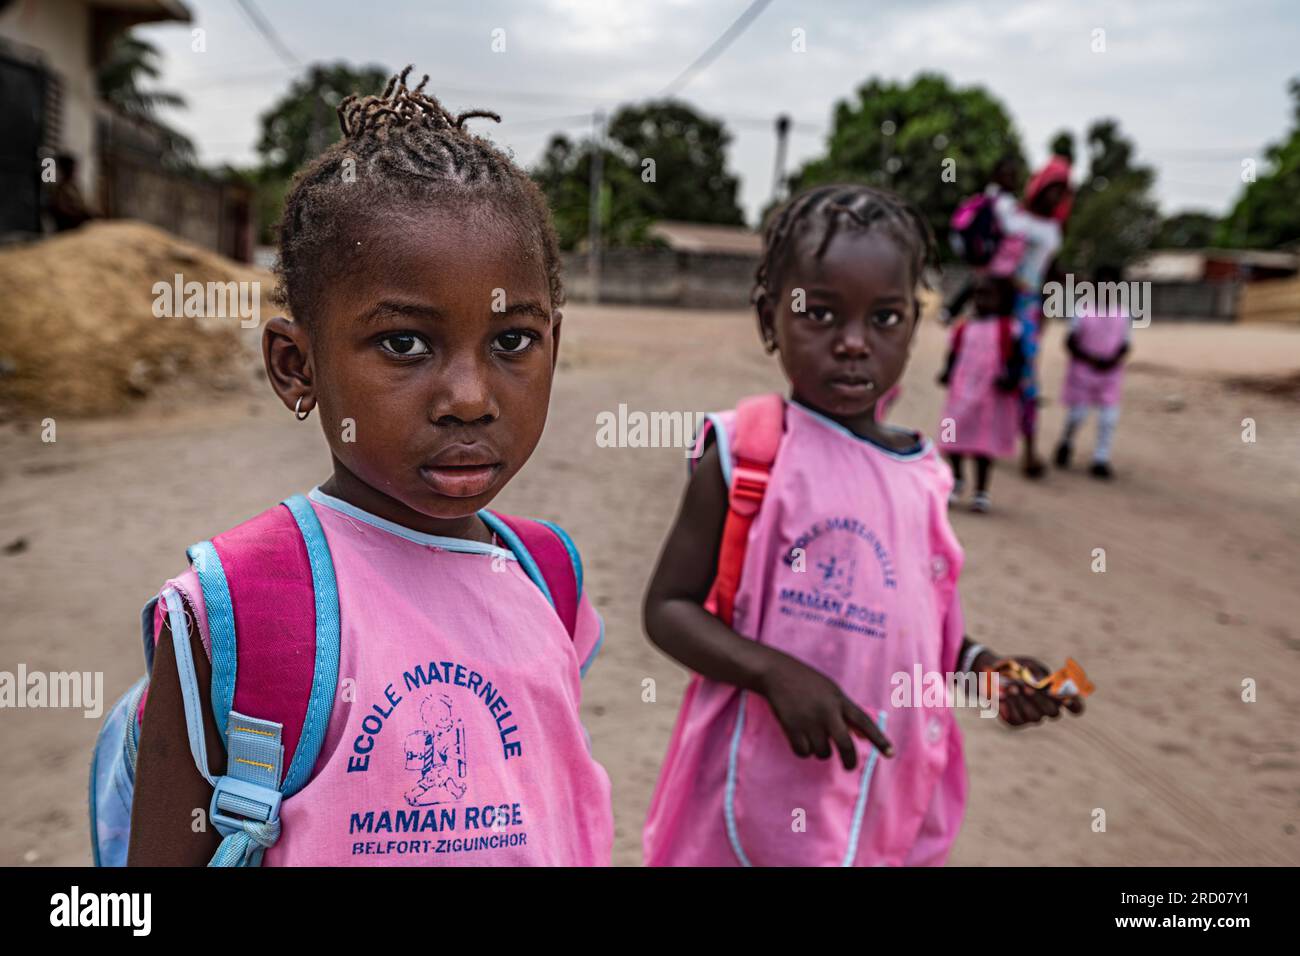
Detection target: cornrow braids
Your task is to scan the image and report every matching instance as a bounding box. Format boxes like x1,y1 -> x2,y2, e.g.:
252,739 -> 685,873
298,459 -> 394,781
753,183 -> 937,306
273,66 -> 563,325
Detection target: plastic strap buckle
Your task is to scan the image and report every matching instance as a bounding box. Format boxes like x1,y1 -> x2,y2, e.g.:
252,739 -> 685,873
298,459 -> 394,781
730,461 -> 770,514
210,775 -> 283,837
210,710 -> 286,838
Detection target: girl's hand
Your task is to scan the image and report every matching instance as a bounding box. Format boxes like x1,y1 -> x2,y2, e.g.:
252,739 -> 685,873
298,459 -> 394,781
756,654 -> 894,770
993,655 -> 1085,726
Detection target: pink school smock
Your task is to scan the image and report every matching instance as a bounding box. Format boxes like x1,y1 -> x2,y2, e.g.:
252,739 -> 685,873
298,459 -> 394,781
939,317 -> 1021,459
153,488 -> 613,866
1061,308 -> 1131,408
643,399 -> 969,867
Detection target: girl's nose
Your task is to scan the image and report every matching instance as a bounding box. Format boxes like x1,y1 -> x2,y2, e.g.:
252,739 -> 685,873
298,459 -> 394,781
833,326 -> 871,359
430,357 -> 499,426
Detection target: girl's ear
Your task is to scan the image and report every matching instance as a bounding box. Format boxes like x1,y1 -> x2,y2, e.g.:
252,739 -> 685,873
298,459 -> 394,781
263,316 -> 314,415
550,309 -> 563,372
755,290 -> 779,353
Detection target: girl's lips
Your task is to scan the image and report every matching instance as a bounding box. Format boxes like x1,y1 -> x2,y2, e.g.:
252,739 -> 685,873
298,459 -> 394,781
418,463 -> 502,498
828,378 -> 876,397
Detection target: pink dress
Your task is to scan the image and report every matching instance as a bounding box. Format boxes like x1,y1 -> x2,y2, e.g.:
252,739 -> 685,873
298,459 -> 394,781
939,317 -> 1021,459
644,400 -> 969,866
1061,309 -> 1130,408
154,488 -> 614,866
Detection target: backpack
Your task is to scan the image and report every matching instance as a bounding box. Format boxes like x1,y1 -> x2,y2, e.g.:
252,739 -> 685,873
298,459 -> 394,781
948,192 -> 1003,268
704,394 -> 786,627
89,494 -> 583,867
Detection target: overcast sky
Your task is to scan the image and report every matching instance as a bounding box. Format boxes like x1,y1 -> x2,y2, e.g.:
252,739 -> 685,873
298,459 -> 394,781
138,0 -> 1300,226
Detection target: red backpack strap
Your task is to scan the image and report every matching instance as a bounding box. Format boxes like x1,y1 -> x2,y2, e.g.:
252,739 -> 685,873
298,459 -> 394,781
711,393 -> 785,627
998,315 -> 1013,364
483,513 -> 580,640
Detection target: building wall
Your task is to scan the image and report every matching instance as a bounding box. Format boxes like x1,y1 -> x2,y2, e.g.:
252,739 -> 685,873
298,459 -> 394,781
562,248 -> 760,308
0,0 -> 95,196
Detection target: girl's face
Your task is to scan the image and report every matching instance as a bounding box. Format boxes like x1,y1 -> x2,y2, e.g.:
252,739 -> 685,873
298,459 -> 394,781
268,204 -> 558,532
759,228 -> 918,429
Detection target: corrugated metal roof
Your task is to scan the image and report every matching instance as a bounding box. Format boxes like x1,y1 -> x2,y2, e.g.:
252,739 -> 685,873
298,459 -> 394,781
648,220 -> 762,256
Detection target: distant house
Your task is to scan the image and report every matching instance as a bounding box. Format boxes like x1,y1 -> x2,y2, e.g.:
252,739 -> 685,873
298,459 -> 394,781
0,0 -> 251,261
1127,248 -> 1298,284
1124,248 -> 1298,322
564,220 -> 762,308
0,0 -> 191,236
647,220 -> 763,258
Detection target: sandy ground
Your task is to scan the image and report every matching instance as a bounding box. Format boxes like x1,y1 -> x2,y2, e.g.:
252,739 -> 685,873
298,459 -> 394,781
1,304 -> 1298,866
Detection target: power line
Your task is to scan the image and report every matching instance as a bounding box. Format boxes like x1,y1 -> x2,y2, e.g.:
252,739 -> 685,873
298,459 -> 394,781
233,0 -> 302,69
659,0 -> 774,97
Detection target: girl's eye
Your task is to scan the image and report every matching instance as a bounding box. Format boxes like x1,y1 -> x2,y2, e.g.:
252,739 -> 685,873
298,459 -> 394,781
807,306 -> 835,325
379,333 -> 430,356
873,310 -> 904,328
493,330 -> 538,354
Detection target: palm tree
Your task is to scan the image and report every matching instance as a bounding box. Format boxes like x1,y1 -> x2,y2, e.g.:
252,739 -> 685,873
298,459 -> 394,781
96,33 -> 195,165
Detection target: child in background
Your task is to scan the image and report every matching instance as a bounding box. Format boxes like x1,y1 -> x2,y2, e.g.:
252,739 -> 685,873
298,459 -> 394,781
937,274 -> 1023,512
1055,265 -> 1132,479
126,69 -> 612,866
641,184 -> 1083,868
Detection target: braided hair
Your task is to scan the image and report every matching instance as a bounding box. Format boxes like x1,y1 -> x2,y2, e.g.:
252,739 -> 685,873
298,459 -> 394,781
273,66 -> 563,325
753,184 -> 937,308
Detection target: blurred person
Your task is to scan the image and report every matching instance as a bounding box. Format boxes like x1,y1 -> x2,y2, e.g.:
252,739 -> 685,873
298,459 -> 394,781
47,153 -> 96,232
1054,264 -> 1132,479
1001,156 -> 1073,478
937,273 -> 1024,512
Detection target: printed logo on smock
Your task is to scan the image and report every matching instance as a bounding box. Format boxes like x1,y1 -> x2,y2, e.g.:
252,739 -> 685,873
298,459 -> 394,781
777,517 -> 897,639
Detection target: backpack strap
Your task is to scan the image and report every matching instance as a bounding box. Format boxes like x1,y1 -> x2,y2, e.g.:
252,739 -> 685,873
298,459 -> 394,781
711,393 -> 785,627
481,512 -> 581,640
185,494 -> 340,866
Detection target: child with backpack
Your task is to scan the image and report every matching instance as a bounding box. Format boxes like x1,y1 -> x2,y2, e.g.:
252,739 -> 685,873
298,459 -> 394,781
92,69 -> 613,867
641,184 -> 1085,868
1054,265 -> 1132,479
937,274 -> 1024,512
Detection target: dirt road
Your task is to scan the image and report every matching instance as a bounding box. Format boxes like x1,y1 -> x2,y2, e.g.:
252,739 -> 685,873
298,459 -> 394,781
2,305 -> 1298,866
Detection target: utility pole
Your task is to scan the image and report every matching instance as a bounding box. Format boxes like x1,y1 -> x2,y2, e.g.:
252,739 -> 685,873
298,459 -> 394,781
772,114 -> 790,204
588,110 -> 604,305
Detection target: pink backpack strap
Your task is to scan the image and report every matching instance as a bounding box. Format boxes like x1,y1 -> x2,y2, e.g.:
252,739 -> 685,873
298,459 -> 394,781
710,393 -> 785,626
187,495 -> 339,800
481,513 -> 581,640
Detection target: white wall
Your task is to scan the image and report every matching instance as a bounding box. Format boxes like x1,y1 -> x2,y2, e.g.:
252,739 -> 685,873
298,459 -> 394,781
0,0 -> 96,196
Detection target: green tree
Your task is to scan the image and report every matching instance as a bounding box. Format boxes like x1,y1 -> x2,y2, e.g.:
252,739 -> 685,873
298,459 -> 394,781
245,62 -> 388,243
1217,78 -> 1300,249
532,134 -> 651,249
787,73 -> 1026,252
1155,211 -> 1219,249
531,100 -> 744,250
1060,119 -> 1160,273
255,62 -> 391,178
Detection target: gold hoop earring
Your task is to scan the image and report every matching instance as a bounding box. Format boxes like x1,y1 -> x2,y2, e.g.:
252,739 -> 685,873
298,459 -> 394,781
294,396 -> 311,421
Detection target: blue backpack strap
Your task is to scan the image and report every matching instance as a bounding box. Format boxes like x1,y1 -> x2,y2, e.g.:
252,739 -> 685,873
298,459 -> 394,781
183,493 -> 340,867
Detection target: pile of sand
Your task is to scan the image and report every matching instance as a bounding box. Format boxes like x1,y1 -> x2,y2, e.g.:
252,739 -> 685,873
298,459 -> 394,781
0,220 -> 267,418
